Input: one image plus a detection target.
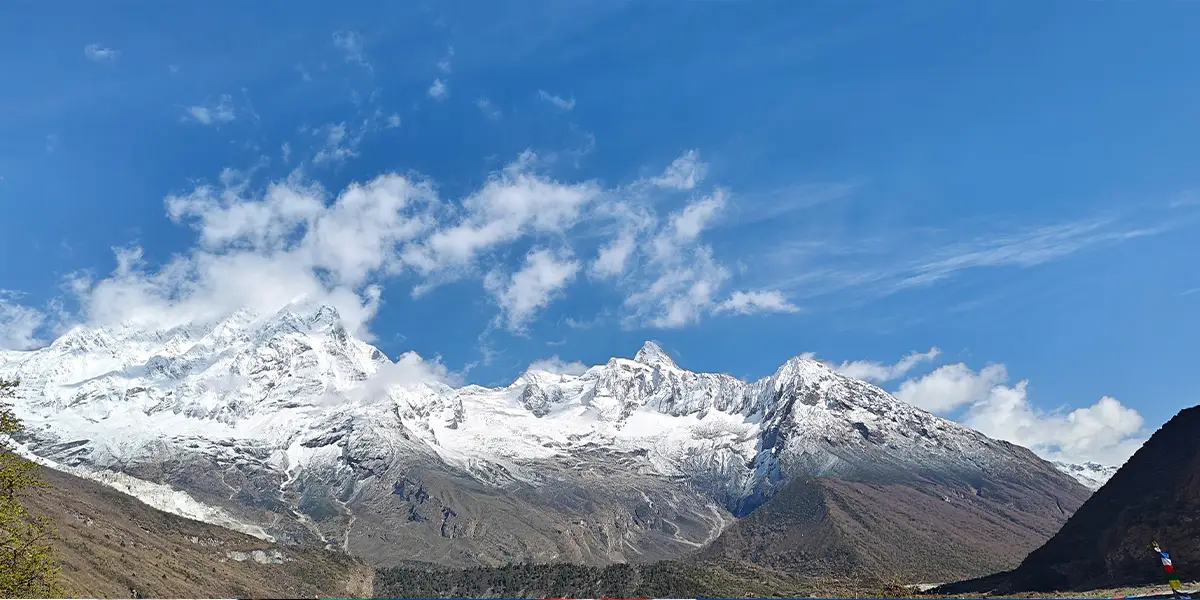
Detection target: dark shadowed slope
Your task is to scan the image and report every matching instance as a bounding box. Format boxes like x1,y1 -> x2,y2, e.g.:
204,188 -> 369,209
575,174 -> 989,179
29,464 -> 373,599
937,405 -> 1200,594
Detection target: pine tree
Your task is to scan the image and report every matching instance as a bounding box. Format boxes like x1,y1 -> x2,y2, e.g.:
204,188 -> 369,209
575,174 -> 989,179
0,379 -> 61,598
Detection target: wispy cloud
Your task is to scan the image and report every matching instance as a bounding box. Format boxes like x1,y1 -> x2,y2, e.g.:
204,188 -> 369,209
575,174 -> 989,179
476,97 -> 501,120
537,89 -> 576,111
767,210 -> 1182,304
731,182 -> 859,225
650,149 -> 707,191
437,47 -> 454,74
333,30 -> 372,72
185,94 -> 237,126
386,114 -> 402,129
894,218 -> 1165,291
312,121 -> 367,166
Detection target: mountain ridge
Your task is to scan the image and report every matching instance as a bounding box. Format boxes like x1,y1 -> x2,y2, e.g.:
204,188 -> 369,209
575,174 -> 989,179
1,301 -> 1093,577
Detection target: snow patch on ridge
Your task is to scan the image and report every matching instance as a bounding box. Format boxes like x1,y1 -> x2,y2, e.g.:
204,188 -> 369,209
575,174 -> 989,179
1053,460 -> 1117,491
11,441 -> 275,541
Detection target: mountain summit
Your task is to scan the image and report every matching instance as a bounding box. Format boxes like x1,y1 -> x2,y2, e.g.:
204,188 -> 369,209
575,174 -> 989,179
633,341 -> 678,369
1,304 -> 1090,579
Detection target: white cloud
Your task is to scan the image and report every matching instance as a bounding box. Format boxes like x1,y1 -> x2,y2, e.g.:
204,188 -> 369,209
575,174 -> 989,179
713,290 -> 800,316
361,351 -> 459,396
185,94 -> 236,126
649,189 -> 725,263
526,355 -> 588,376
84,43 -> 119,63
486,249 -> 579,331
476,97 -> 501,120
400,153 -> 600,279
893,362 -> 1146,465
39,148 -> 784,360
625,246 -> 730,328
0,294 -> 45,351
834,346 -> 941,384
586,202 -> 655,280
651,149 -> 707,190
893,362 -> 1006,412
386,114 -> 402,129
332,30 -> 371,71
582,152 -> 767,329
428,79 -> 448,101
966,387 -> 1146,467
75,170 -> 438,340
590,232 -> 637,279
537,90 -> 576,111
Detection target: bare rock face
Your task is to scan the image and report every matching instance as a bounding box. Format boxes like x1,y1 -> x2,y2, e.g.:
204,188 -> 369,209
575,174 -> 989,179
3,302 -> 1089,577
938,405 -> 1200,594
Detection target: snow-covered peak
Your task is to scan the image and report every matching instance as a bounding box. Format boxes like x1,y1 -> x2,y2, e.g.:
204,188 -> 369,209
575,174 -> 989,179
633,341 -> 678,369
1,303 -> 1088,543
1053,460 -> 1118,491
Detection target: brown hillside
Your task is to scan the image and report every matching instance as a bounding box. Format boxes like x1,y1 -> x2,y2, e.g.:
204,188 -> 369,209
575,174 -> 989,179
700,469 -> 1088,583
28,464 -> 374,599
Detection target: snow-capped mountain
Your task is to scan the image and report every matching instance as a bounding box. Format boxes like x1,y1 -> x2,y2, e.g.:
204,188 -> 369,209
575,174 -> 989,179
1053,461 -> 1119,491
0,301 -> 1090,569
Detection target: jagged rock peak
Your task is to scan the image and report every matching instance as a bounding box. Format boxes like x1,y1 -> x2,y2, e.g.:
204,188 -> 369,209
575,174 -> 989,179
633,341 -> 678,369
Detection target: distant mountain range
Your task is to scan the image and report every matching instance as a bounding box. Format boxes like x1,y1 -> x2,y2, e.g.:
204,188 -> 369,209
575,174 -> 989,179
2,300 -> 1096,581
938,404 -> 1200,594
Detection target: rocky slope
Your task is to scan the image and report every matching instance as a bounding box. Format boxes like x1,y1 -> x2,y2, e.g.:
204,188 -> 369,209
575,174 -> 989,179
937,405 -> 1200,594
699,469 -> 1086,582
29,462 -> 373,598
1,300 -> 1091,575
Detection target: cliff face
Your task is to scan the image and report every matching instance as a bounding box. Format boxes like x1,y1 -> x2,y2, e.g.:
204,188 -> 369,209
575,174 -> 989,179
938,405 -> 1200,594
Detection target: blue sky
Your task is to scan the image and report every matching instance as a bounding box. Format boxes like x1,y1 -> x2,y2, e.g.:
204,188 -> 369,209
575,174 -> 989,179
1,1 -> 1197,465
